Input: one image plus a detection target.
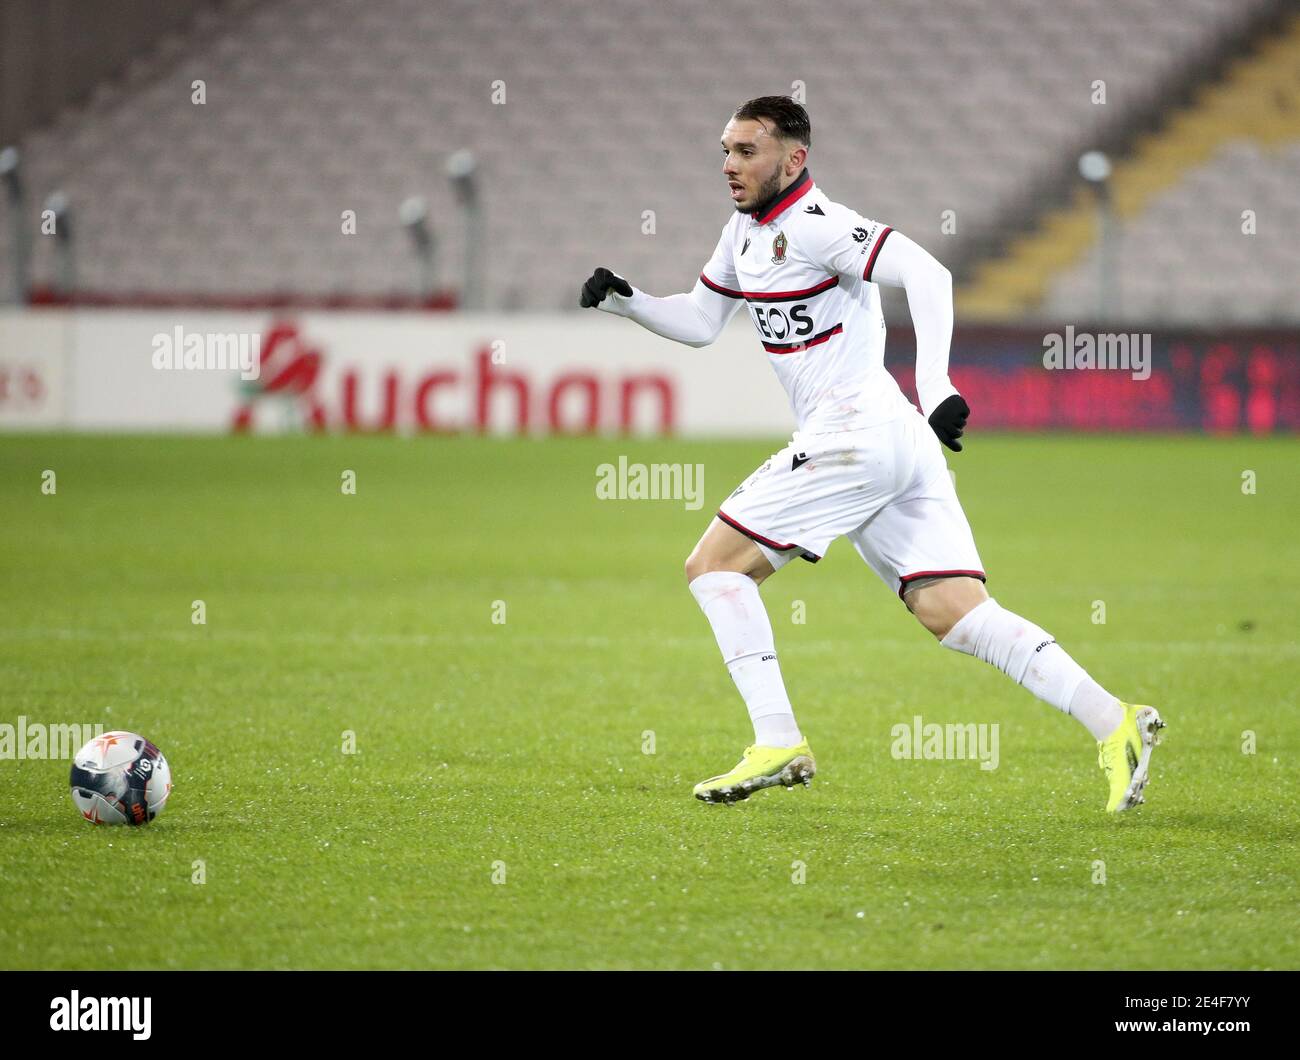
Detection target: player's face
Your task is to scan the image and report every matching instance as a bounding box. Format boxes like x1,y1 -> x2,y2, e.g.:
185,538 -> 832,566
720,118 -> 797,215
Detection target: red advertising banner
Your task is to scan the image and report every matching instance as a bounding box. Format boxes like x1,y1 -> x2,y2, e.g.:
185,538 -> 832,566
887,329 -> 1300,434
2,311 -> 1297,435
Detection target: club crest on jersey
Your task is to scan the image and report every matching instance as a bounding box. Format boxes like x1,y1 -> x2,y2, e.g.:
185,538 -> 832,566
771,230 -> 788,266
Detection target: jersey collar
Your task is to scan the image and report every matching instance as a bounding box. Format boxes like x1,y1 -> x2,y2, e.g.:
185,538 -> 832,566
751,167 -> 813,226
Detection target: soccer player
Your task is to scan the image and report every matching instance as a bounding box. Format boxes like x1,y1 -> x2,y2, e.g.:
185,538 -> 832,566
579,96 -> 1164,812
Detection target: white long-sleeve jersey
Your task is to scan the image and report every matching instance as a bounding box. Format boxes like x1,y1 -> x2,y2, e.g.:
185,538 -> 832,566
595,167 -> 960,434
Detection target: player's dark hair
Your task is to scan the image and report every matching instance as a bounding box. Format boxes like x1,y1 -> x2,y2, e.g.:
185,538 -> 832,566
732,96 -> 811,149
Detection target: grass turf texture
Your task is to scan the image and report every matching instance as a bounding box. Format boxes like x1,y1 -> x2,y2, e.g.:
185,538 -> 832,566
0,432 -> 1296,970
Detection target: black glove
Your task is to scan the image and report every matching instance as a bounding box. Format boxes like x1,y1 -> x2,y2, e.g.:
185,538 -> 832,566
928,394 -> 970,452
579,267 -> 633,308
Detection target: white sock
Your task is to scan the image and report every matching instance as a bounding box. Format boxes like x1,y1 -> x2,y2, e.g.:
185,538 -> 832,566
1067,677 -> 1126,741
688,571 -> 803,748
939,598 -> 1124,740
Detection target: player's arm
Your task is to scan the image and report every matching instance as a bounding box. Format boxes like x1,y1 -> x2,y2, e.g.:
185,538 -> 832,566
580,271 -> 742,348
868,231 -> 968,450
811,212 -> 968,450
578,226 -> 743,349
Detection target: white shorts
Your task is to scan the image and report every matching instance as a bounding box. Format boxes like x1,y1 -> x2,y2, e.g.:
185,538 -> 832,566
716,410 -> 985,598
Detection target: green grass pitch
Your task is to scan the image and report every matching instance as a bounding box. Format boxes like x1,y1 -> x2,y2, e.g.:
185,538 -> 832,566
0,432 -> 1296,969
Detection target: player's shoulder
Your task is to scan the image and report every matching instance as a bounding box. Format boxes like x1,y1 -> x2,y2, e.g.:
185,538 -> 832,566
805,186 -> 854,220
790,188 -> 873,234
798,186 -> 884,243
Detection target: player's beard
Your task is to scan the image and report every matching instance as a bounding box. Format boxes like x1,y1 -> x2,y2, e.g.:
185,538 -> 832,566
736,161 -> 786,216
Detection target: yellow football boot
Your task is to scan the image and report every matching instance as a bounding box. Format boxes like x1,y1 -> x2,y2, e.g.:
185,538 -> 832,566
1098,703 -> 1166,812
693,741 -> 816,804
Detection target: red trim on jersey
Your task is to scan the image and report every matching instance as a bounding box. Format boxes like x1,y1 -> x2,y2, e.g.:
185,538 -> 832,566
762,322 -> 843,354
862,226 -> 893,282
753,168 -> 813,225
716,510 -> 800,551
699,273 -> 743,298
743,276 -> 839,302
897,569 -> 987,600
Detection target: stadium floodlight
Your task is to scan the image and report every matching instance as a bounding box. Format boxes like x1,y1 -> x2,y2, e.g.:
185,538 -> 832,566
1078,149 -> 1112,184
399,194 -> 436,300
1,146 -> 29,304
446,148 -> 478,206
446,148 -> 483,311
1079,150 -> 1116,321
45,191 -> 71,240
399,194 -> 430,245
0,145 -> 19,195
44,190 -> 77,297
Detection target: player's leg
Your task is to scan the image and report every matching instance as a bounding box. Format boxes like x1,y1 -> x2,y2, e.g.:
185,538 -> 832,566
687,426 -> 912,803
898,573 -> 988,636
905,573 -> 1125,741
907,575 -> 1165,811
686,434 -> 853,803
861,412 -> 1130,739
848,411 -> 1165,811
684,515 -> 776,584
686,517 -> 814,802
685,517 -> 794,748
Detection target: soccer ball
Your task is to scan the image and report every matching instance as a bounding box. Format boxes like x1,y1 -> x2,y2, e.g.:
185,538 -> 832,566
70,730 -> 172,826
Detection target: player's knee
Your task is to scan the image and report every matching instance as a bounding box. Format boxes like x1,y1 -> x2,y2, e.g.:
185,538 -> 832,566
684,549 -> 766,585
684,549 -> 713,584
905,577 -> 988,639
909,597 -> 956,639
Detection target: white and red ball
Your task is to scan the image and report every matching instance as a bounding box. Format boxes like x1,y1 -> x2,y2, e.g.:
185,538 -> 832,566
70,730 -> 172,825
